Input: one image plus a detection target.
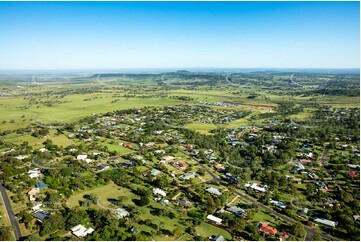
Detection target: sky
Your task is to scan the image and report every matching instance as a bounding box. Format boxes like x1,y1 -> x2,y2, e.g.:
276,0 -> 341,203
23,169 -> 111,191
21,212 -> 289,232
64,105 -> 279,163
0,1 -> 359,70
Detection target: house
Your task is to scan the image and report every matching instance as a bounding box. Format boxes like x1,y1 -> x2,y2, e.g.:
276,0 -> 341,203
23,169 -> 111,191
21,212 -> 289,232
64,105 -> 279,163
180,172 -> 197,180
35,182 -> 46,188
160,156 -> 174,164
122,143 -> 132,148
150,168 -> 161,176
31,203 -> 42,211
175,161 -> 187,169
94,164 -> 109,171
39,148 -> 48,153
314,218 -> 337,227
257,222 -> 277,235
153,188 -> 166,197
244,182 -> 267,193
33,210 -> 50,222
270,199 -> 286,209
210,235 -> 225,241
300,159 -> 312,163
177,198 -> 192,207
226,206 -> 246,217
207,214 -> 222,225
27,188 -> 40,201
205,187 -> 222,196
115,208 -> 129,219
71,224 -> 95,237
77,154 -> 88,161
348,171 -> 359,179
215,164 -> 225,172
279,232 -> 289,241
28,168 -> 41,179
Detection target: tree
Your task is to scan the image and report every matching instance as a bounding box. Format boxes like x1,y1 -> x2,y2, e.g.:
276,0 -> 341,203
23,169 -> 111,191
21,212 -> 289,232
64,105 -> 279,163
292,222 -> 306,239
138,196 -> 150,206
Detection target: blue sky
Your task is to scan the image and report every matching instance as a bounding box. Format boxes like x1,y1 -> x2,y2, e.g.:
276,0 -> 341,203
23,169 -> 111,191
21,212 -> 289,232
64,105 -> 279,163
0,1 -> 359,69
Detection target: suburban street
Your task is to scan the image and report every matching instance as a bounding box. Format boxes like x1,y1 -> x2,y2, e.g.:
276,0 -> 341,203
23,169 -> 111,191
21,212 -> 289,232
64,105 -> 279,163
166,139 -> 335,241
0,180 -> 22,240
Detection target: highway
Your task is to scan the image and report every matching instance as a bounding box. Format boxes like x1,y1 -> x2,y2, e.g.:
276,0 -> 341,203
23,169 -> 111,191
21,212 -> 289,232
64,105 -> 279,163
0,180 -> 22,240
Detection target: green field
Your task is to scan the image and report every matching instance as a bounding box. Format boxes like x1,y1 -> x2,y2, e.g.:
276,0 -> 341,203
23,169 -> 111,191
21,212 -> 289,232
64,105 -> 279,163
184,122 -> 218,134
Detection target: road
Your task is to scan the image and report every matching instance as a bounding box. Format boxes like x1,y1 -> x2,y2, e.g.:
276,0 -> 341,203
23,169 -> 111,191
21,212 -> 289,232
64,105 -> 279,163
0,180 -> 22,240
165,140 -> 335,241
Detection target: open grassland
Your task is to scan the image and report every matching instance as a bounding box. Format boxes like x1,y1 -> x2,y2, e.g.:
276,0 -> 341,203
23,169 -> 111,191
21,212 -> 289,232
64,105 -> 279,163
184,122 -> 218,134
3,130 -> 75,148
66,182 -> 135,208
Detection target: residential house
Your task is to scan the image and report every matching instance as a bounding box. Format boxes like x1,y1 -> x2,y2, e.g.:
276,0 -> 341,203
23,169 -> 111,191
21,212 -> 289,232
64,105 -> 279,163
180,172 -> 197,180
314,218 -> 337,228
270,199 -> 286,209
27,188 -> 40,201
28,168 -> 41,179
257,222 -> 277,236
115,208 -> 129,219
35,182 -> 46,189
226,206 -> 246,217
31,203 -> 42,211
150,168 -> 161,176
205,187 -> 222,196
94,164 -> 109,171
207,214 -> 222,225
245,183 -> 267,193
71,224 -> 95,237
177,198 -> 192,207
348,171 -> 359,179
210,235 -> 225,241
33,210 -> 50,222
153,188 -> 167,197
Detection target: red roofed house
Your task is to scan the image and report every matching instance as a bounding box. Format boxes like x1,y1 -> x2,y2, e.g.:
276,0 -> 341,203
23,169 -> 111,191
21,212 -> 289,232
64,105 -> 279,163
177,161 -> 187,170
348,171 -> 359,179
122,143 -> 132,148
215,164 -> 225,172
279,232 -> 289,241
300,159 -> 312,163
257,222 -> 277,236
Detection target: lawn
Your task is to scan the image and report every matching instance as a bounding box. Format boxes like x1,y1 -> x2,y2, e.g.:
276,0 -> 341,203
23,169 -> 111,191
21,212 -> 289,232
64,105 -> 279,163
2,130 -> 75,148
195,222 -> 232,240
252,211 -> 274,223
66,182 -> 136,208
184,122 -> 217,134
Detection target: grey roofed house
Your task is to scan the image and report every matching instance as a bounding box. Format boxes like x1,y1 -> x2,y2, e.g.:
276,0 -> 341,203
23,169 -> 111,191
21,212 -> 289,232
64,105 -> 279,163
115,208 -> 129,219
150,168 -> 161,176
33,210 -> 50,222
226,206 -> 246,216
179,172 -> 197,180
211,235 -> 225,241
205,187 -> 222,196
94,164 -> 109,171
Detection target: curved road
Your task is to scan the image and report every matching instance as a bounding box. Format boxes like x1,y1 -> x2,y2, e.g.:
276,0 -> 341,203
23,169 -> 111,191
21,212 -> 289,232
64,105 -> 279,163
0,180 -> 22,240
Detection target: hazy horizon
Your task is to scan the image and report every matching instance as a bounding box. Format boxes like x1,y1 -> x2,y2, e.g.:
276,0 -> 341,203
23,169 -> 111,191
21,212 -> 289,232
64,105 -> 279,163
0,1 -> 359,70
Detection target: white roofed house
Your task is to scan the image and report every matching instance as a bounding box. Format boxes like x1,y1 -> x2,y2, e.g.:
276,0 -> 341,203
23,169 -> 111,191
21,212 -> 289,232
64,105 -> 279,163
28,168 -> 41,179
207,214 -> 222,225
153,188 -> 167,197
314,218 -> 337,228
205,187 -> 222,196
71,224 -> 95,237
115,208 -> 129,219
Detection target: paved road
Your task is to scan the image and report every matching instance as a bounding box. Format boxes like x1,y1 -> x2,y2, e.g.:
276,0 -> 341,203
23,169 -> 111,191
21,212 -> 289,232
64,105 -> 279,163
0,180 -> 22,240
166,140 -> 335,241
